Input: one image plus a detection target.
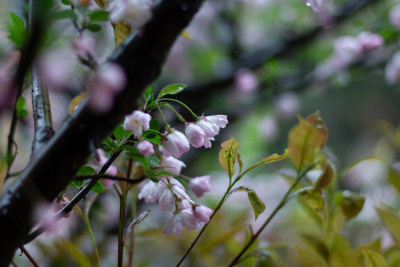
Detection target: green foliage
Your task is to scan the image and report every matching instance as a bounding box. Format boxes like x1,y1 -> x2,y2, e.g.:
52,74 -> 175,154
7,13 -> 26,48
219,137 -> 241,179
52,9 -> 77,20
89,10 -> 109,22
91,180 -> 103,193
157,84 -> 187,99
16,97 -> 28,118
87,23 -> 102,32
230,186 -> 266,220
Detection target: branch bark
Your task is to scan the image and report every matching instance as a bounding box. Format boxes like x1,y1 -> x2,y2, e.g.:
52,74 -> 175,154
0,0 -> 205,265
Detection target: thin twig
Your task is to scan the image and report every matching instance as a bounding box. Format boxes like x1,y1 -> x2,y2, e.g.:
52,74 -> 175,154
19,246 -> 39,267
74,174 -> 145,185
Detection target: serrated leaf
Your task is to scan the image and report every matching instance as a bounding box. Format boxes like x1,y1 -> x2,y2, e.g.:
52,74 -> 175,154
77,166 -> 96,175
0,158 -> 7,196
157,84 -> 187,99
91,180 -> 103,193
361,247 -> 387,267
314,163 -> 334,191
68,93 -> 86,115
376,207 -> 400,245
180,30 -> 192,40
53,9 -> 77,20
219,137 -> 240,178
288,111 -> 327,171
87,24 -> 102,32
89,10 -> 109,21
114,22 -> 131,46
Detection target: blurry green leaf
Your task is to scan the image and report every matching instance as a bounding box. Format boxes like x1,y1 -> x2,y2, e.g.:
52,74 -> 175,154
150,120 -> 160,131
361,247 -> 387,267
61,0 -> 71,5
219,137 -> 240,178
59,239 -> 92,266
388,167 -> 400,195
113,125 -> 131,140
300,189 -> 325,210
288,111 -> 327,171
126,150 -> 148,167
89,10 -> 109,21
93,0 -> 107,8
0,158 -> 7,196
237,153 -> 243,174
144,86 -> 152,99
144,134 -> 161,145
77,166 -> 95,175
68,93 -> 86,115
16,96 -> 28,118
158,84 -> 187,99
230,186 -> 265,220
17,110 -> 28,118
376,207 -> 400,245
7,13 -> 26,47
53,9 -> 77,20
114,22 -> 131,46
339,191 -> 365,220
70,179 -> 83,187
180,29 -> 192,40
91,180 -> 103,193
148,156 -> 160,167
87,23 -> 101,32
247,149 -> 289,171
314,163 -> 334,191
302,233 -> 330,261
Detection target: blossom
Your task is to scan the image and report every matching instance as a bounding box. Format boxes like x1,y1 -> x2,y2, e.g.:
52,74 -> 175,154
71,35 -> 96,59
189,175 -> 212,198
162,130 -> 190,158
194,115 -> 228,148
159,180 -> 190,212
356,32 -> 384,53
333,36 -> 360,66
161,156 -> 186,176
138,179 -> 167,203
123,110 -> 152,137
390,5 -> 400,30
137,140 -> 154,156
385,51 -> 400,84
89,63 -> 127,114
108,0 -> 152,29
163,209 -> 201,235
89,149 -> 117,188
235,69 -> 258,92
303,0 -> 329,12
193,204 -> 213,223
185,123 -> 205,148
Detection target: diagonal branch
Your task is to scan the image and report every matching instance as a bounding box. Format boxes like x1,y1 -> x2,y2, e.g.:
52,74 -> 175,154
0,0 -> 205,265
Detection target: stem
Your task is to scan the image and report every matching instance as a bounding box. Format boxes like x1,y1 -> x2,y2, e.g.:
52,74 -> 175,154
118,194 -> 127,267
127,190 -> 137,267
81,214 -> 101,266
74,174 -> 145,185
161,98 -> 199,120
20,246 -> 38,267
227,167 -> 312,266
157,105 -> 172,132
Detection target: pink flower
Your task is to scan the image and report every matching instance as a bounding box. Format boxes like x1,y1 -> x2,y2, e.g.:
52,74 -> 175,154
390,5 -> 400,30
89,63 -> 127,114
194,115 -> 228,148
89,149 -> 117,188
189,175 -> 212,198
235,69 -> 258,92
185,123 -> 205,148
161,156 -> 186,176
137,140 -> 154,156
303,0 -> 329,12
357,32 -> 384,53
108,0 -> 152,29
138,179 -> 167,203
385,51 -> 400,84
123,110 -> 152,137
193,204 -> 213,223
162,130 -> 190,158
71,35 -> 96,59
163,209 -> 201,235
159,182 -> 190,212
333,36 -> 360,66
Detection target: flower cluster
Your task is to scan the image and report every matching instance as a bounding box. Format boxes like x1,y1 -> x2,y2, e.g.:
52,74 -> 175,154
108,0 -> 152,29
121,108 -> 228,234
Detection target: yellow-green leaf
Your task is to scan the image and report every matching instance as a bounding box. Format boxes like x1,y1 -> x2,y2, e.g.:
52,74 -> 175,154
339,190 -> 365,220
0,158 -> 7,196
288,111 -> 327,171
247,189 -> 266,220
361,247 -> 387,267
376,207 -> 400,245
219,137 -> 240,178
314,163 -> 335,191
248,149 -> 289,170
93,0 -> 107,8
114,22 -> 131,47
237,153 -> 243,174
68,93 -> 86,115
180,30 -> 192,40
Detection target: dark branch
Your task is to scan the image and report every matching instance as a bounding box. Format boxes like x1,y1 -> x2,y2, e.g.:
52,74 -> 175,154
0,0 -> 205,265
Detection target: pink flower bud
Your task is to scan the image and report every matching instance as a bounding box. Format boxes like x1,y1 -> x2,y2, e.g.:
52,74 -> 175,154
189,175 -> 211,198
162,129 -> 190,158
161,156 -> 186,176
385,51 -> 400,84
138,179 -> 167,203
123,110 -> 152,137
235,69 -> 258,92
357,32 -> 384,53
163,209 -> 201,235
193,204 -> 213,223
185,123 -> 205,148
137,140 -> 154,156
390,5 -> 400,30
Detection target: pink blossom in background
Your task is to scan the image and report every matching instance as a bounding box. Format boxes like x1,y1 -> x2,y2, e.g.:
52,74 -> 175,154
161,156 -> 186,176
185,123 -> 205,148
162,129 -> 190,158
385,51 -> 400,84
390,5 -> 400,30
71,35 -> 96,59
274,92 -> 300,119
123,110 -> 152,137
357,32 -> 384,53
163,209 -> 200,235
303,0 -> 329,12
89,63 -> 126,114
259,115 -> 279,140
108,0 -> 152,29
333,36 -> 360,66
88,149 -> 118,188
235,69 -> 258,92
192,204 -> 213,223
137,140 -> 154,156
189,175 -> 212,198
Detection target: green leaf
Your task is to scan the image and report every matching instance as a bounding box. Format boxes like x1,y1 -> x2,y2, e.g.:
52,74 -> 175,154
89,10 -> 110,21
70,180 -> 83,187
314,163 -> 334,191
61,0 -> 71,5
247,149 -> 289,171
376,207 -> 400,245
91,180 -> 103,193
339,190 -> 365,220
218,137 -> 240,178
144,134 -> 161,145
144,86 -> 152,99
7,13 -> 26,47
126,152 -> 148,167
230,186 -> 266,220
77,166 -> 96,175
53,9 -> 77,20
0,158 -> 7,196
149,120 -> 160,131
87,24 -> 102,32
388,167 -> 400,194
114,22 -> 131,46
113,125 -> 131,140
361,247 -> 387,267
16,96 -> 28,118
148,156 -> 161,168
157,83 -> 187,99
17,110 -> 28,118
